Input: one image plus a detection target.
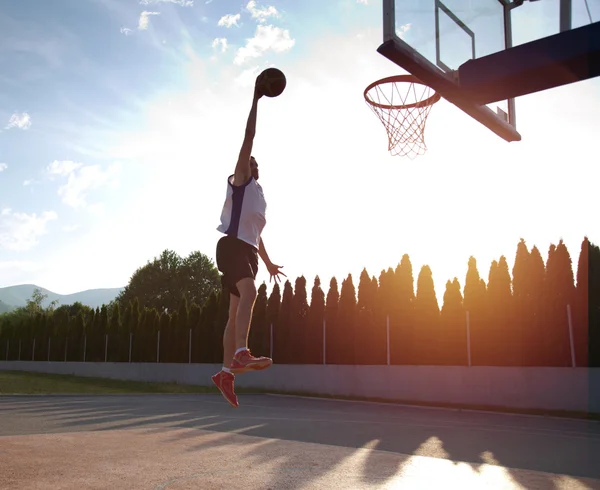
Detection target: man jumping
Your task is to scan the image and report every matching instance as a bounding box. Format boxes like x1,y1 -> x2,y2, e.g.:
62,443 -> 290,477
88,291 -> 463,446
211,77 -> 286,408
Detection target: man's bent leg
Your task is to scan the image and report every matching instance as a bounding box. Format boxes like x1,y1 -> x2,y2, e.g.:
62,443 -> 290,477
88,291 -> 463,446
234,277 -> 257,351
229,277 -> 272,374
212,292 -> 240,408
223,293 -> 240,368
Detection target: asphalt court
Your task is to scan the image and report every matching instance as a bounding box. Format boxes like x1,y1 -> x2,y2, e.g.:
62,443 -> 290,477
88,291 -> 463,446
1,394 -> 599,489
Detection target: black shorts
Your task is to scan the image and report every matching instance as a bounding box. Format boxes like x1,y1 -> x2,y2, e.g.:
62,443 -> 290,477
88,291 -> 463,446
216,235 -> 259,297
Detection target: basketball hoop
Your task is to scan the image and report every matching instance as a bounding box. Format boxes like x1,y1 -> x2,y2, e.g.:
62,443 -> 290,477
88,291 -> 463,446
364,75 -> 441,159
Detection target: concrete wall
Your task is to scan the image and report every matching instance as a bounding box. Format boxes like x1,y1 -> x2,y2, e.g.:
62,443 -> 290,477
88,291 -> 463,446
1,361 -> 598,413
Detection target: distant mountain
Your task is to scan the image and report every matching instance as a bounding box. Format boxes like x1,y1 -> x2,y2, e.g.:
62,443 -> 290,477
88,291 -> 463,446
0,284 -> 124,311
0,300 -> 14,314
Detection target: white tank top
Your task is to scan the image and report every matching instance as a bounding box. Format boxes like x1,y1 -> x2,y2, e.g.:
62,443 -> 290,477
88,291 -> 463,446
217,175 -> 267,250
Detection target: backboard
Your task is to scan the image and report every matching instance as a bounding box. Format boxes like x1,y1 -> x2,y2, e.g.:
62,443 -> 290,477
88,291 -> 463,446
377,0 -> 600,143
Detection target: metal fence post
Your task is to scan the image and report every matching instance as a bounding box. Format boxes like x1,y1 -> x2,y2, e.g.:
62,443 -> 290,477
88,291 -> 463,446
188,329 -> 192,364
157,331 -> 160,363
32,338 -> 36,361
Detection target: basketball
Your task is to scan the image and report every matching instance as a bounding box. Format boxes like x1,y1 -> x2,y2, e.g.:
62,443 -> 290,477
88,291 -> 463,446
256,67 -> 286,97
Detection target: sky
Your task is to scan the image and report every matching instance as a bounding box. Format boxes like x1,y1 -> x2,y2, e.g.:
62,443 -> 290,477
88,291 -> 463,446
0,0 -> 598,305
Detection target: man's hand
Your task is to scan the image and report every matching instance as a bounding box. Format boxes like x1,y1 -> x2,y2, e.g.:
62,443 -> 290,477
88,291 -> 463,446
266,262 -> 286,283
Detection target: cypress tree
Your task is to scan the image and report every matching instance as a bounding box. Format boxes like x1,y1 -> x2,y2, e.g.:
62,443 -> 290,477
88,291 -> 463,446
307,276 -> 326,364
277,280 -> 294,363
324,277 -> 339,365
392,255 -> 416,365
440,278 -> 465,365
589,239 -> 600,367
108,304 -> 121,362
464,256 -> 487,366
292,276 -> 309,363
338,273 -> 357,364
266,283 -> 281,358
357,268 -> 375,365
574,237 -> 589,366
486,257 -> 513,365
414,265 -> 440,365
545,240 -> 576,366
249,283 -> 269,358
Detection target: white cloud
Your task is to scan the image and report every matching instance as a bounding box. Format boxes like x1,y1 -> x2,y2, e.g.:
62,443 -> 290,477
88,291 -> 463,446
0,163 -> 7,172
120,27 -> 133,36
47,160 -> 83,177
234,65 -> 261,88
6,112 -> 31,130
140,0 -> 193,5
357,0 -> 369,4
234,24 -> 295,65
62,224 -> 81,232
397,23 -> 411,39
211,37 -> 228,52
46,160 -> 121,209
218,13 -> 241,27
138,11 -> 160,30
0,208 -> 58,252
246,1 -> 280,23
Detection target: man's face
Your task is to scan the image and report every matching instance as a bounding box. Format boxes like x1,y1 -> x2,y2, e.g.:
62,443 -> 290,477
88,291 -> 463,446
250,157 -> 259,180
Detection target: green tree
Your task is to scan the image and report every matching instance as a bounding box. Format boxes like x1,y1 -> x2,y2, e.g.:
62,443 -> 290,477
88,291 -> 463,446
356,269 -> 376,365
199,291 -> 218,363
178,295 -> 190,363
107,303 -> 121,362
189,303 -> 202,363
158,311 -> 171,363
116,249 -> 220,314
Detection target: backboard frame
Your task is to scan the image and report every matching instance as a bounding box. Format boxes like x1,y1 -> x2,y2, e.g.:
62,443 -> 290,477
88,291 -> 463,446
379,0 -> 521,142
379,0 -> 600,144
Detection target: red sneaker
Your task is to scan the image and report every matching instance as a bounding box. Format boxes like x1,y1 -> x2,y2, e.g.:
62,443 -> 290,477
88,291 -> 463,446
211,370 -> 239,408
229,349 -> 273,374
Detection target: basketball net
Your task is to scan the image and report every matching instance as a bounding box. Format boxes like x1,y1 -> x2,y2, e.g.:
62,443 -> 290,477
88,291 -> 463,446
364,75 -> 441,159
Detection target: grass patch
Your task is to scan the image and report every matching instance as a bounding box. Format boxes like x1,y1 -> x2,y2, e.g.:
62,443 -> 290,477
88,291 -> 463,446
0,370 -> 227,395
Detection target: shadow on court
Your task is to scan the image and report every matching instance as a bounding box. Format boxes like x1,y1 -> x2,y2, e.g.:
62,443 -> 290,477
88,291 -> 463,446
1,394 -> 599,489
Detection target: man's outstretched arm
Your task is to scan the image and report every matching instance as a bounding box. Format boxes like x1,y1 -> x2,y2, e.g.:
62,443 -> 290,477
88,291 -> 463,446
234,84 -> 262,186
259,237 -> 286,283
